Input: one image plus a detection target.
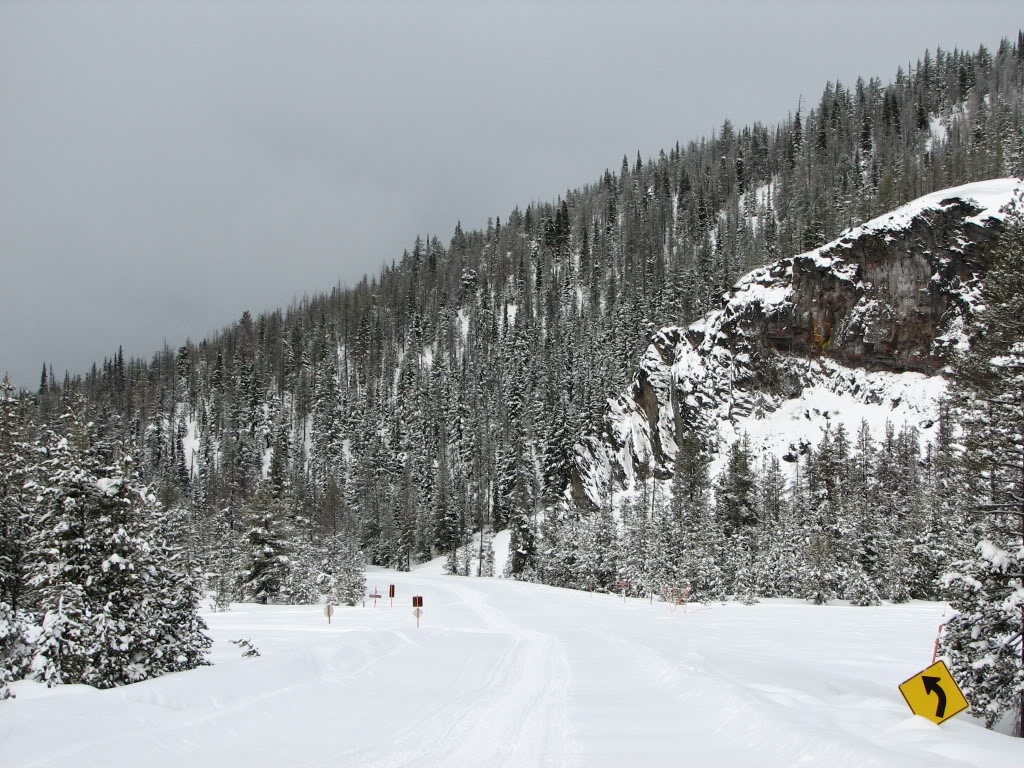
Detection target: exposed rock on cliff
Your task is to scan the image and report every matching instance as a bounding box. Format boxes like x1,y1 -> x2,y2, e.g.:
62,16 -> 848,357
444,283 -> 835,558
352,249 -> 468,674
571,179 -> 1023,506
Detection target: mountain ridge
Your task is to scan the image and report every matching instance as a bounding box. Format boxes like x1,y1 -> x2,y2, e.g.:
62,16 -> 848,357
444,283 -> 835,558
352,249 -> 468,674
571,178 -> 1023,506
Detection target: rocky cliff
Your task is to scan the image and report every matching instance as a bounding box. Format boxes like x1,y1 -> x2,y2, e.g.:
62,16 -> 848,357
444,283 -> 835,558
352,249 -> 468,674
571,179 -> 1022,506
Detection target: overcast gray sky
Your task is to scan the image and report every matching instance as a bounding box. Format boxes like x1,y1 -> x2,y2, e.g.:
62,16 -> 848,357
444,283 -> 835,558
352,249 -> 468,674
1,0 -> 1020,388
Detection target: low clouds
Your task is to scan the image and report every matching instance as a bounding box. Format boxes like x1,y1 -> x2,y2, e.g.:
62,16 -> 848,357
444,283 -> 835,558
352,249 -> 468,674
1,0 -> 1018,386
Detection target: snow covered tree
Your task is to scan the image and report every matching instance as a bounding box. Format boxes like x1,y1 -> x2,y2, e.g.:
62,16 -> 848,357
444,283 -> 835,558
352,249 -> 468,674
669,428 -> 722,600
0,601 -> 32,699
478,529 -> 496,578
716,434 -> 759,538
618,496 -> 655,597
24,402 -> 210,688
875,424 -> 919,603
846,566 -> 882,606
282,538 -> 321,605
797,446 -> 840,604
319,534 -> 366,607
0,375 -> 31,613
240,490 -> 293,604
848,421 -> 883,588
942,189 -> 1024,735
503,444 -> 538,579
912,410 -> 972,599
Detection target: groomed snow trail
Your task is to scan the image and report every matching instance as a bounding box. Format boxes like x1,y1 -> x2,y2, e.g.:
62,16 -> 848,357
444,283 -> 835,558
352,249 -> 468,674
3,570 -> 1020,767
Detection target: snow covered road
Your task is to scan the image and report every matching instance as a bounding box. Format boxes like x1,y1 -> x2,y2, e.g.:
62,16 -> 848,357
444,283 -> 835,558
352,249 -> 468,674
3,568 -> 1020,767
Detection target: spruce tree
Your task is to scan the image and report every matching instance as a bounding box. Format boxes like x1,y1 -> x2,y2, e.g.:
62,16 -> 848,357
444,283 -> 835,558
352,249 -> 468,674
240,489 -> 293,604
0,600 -> 32,698
319,534 -> 366,607
0,376 -> 30,613
943,189 -> 1024,735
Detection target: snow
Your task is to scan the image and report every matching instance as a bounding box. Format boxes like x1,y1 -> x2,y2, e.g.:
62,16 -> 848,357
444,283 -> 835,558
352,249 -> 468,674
842,178 -> 1021,240
715,358 -> 947,476
925,114 -> 948,153
777,179 -> 1021,283
179,410 -> 199,479
260,444 -> 272,481
3,568 -> 1019,767
95,477 -> 121,496
413,529 -> 512,578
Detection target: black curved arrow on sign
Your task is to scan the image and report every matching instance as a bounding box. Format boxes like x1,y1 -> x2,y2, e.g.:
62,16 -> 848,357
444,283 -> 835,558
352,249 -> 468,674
922,675 -> 947,718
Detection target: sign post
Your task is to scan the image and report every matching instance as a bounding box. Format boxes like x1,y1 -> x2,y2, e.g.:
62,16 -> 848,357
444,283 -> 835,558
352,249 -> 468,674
412,596 -> 423,628
324,603 -> 334,624
368,588 -> 382,607
898,660 -> 969,724
389,584 -> 395,607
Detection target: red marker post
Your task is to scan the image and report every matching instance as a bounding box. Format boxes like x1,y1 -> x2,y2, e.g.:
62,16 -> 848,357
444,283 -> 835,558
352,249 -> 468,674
389,584 -> 395,607
412,595 -> 423,628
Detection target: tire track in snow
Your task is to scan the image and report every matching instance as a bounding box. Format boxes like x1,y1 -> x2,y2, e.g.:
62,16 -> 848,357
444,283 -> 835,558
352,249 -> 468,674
336,576 -> 573,767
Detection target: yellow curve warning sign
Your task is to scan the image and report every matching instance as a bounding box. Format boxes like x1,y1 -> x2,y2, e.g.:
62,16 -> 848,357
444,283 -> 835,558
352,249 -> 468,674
898,660 -> 969,725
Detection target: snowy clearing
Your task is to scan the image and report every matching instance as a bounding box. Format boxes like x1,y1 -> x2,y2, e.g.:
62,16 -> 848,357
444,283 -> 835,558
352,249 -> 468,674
3,568 -> 1019,767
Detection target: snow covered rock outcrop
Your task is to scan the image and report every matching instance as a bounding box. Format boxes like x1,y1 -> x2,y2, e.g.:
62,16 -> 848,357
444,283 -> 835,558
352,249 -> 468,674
572,179 -> 1024,505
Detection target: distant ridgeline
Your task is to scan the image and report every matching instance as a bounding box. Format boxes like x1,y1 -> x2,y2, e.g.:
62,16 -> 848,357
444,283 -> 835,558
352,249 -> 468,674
4,36 -> 1024,622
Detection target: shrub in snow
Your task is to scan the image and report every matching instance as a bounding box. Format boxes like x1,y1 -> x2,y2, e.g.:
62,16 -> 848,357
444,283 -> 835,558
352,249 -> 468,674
230,638 -> 260,658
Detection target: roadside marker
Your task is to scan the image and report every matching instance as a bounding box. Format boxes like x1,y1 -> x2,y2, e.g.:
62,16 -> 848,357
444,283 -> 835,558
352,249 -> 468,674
898,660 -> 969,725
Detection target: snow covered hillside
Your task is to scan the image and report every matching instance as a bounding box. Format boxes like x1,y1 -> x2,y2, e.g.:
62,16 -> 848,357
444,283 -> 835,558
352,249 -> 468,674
573,179 -> 1024,503
2,567 -> 1018,767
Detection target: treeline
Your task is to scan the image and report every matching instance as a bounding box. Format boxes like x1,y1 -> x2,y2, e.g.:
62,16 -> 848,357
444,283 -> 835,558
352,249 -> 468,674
14,37 -> 1024,583
527,418 -> 969,607
0,387 -> 210,698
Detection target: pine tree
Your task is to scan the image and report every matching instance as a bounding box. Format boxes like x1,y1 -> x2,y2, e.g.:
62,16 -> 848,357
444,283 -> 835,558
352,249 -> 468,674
618,496 -> 654,597
319,534 -> 366,607
24,402 -> 210,688
754,455 -> 800,597
846,566 -> 882,606
240,489 -> 293,604
0,601 -> 32,699
672,430 -> 723,600
479,529 -> 496,578
503,434 -> 537,579
0,376 -> 30,613
912,409 -> 972,598
943,189 -> 1024,735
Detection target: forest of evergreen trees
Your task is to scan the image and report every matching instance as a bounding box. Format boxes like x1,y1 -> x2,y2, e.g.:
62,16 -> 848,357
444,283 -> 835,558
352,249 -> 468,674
2,35 -> 1024,720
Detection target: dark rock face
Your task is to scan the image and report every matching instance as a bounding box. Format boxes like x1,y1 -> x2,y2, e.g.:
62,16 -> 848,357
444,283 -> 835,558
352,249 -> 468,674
774,201 -> 1000,373
571,185 -> 1011,506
